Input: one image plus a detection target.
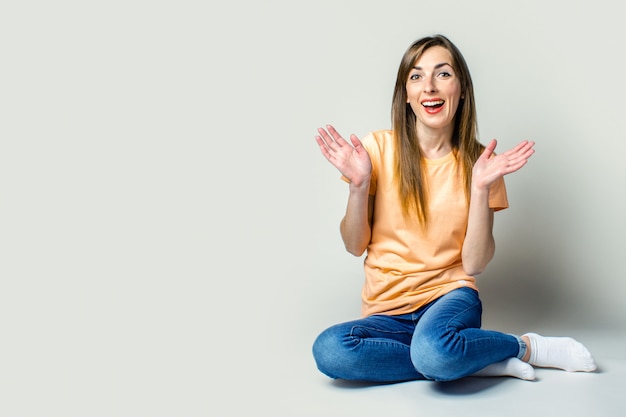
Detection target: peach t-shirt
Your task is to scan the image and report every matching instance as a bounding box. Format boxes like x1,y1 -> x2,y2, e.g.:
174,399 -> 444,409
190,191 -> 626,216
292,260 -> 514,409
352,130 -> 508,317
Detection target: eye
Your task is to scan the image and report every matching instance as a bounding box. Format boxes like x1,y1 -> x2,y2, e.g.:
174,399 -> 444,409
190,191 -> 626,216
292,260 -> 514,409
409,73 -> 421,81
438,71 -> 452,78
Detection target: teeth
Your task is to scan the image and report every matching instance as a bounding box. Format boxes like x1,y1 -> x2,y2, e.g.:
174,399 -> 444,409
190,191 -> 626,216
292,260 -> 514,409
422,100 -> 444,107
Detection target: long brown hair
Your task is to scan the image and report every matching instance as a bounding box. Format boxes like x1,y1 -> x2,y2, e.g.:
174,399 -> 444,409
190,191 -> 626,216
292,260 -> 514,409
391,34 -> 483,225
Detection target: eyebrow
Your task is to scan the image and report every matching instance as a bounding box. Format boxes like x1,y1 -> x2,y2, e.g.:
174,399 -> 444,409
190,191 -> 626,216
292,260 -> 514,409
412,62 -> 452,70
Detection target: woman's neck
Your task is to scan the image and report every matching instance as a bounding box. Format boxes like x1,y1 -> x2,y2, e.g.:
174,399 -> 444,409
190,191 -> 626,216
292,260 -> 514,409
416,128 -> 453,159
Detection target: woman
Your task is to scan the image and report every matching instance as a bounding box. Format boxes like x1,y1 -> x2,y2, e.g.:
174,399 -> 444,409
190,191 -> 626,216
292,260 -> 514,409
312,34 -> 596,382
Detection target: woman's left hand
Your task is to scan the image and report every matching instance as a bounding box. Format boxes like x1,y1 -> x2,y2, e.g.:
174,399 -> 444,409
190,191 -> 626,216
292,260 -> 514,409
472,139 -> 535,190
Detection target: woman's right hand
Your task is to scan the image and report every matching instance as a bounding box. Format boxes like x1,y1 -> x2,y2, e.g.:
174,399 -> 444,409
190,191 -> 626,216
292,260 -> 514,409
315,125 -> 372,187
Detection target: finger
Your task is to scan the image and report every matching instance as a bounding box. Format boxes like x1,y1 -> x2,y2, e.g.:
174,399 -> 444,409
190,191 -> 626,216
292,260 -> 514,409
317,126 -> 346,152
503,145 -> 535,173
315,135 -> 329,150
317,127 -> 339,151
514,140 -> 534,156
481,139 -> 497,160
315,136 -> 333,160
503,140 -> 534,157
316,127 -> 331,144
348,134 -> 363,150
503,159 -> 529,174
326,125 -> 350,147
507,142 -> 535,165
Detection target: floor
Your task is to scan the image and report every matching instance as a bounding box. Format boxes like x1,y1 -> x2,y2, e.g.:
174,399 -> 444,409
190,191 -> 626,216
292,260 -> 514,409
216,327 -> 625,417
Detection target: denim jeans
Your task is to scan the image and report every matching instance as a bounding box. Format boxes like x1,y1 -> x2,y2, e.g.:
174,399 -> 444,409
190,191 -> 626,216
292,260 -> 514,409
312,287 -> 525,382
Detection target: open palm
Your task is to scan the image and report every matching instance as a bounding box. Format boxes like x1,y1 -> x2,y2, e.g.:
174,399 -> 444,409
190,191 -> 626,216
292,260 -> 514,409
315,125 -> 372,187
472,139 -> 536,189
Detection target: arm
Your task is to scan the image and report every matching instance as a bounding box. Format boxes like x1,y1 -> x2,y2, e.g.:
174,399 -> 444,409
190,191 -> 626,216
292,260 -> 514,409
340,191 -> 374,256
462,139 -> 535,275
462,186 -> 495,276
315,125 -> 373,256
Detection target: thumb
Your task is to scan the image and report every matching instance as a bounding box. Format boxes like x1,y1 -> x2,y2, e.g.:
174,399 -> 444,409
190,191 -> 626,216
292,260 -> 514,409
482,139 -> 497,159
349,134 -> 362,149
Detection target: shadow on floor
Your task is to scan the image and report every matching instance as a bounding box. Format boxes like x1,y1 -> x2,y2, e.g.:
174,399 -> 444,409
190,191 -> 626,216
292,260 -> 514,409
430,376 -> 530,395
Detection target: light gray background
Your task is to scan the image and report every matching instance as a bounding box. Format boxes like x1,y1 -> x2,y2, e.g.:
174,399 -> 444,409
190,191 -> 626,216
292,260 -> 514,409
1,0 -> 624,416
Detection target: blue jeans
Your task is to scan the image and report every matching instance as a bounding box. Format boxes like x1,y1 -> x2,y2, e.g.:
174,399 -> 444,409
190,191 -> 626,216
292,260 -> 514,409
312,287 -> 525,382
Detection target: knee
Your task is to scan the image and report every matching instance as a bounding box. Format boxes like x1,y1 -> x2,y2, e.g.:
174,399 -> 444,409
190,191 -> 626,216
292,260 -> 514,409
410,335 -> 466,381
312,327 -> 348,379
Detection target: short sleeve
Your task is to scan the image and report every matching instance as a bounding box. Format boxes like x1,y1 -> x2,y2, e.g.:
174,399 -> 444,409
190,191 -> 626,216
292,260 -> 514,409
489,177 -> 509,211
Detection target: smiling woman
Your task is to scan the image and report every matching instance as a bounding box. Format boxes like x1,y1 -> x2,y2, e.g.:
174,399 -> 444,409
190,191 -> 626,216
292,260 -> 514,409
311,34 -> 597,383
405,47 -> 463,141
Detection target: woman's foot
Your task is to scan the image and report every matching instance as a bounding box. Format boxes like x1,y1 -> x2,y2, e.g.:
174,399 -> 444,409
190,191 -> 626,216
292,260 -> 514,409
522,333 -> 597,372
472,357 -> 536,380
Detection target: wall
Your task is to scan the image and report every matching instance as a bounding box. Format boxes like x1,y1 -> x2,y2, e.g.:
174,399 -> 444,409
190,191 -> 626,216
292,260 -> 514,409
1,0 -> 623,415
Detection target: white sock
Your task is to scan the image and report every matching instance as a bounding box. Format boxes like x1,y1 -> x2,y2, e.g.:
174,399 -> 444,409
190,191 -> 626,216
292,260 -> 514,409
472,358 -> 536,380
523,332 -> 597,372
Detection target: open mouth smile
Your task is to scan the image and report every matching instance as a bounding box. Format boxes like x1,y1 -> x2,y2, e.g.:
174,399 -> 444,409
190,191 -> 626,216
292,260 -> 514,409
421,99 -> 445,114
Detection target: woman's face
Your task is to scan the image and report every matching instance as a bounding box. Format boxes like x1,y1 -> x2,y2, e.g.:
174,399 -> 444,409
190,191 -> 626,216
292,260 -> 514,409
405,45 -> 462,132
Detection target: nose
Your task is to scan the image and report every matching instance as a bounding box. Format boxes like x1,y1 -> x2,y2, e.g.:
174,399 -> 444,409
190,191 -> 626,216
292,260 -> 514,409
423,75 -> 436,93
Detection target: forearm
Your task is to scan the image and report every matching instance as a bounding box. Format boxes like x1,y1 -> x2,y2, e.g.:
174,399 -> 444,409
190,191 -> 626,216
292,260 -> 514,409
462,186 -> 495,275
340,181 -> 372,256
